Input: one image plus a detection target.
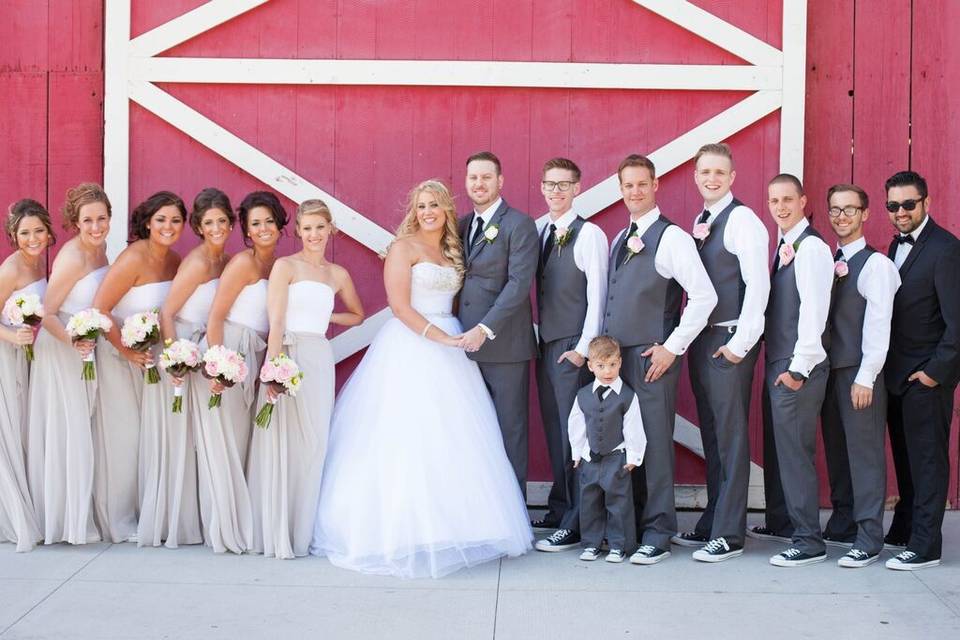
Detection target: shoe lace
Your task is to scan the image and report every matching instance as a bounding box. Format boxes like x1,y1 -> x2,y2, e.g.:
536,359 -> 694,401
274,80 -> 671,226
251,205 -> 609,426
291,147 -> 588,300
637,544 -> 656,555
546,529 -> 572,544
608,549 -> 623,556
703,537 -> 729,553
781,548 -> 802,559
895,550 -> 916,562
847,549 -> 868,560
583,547 -> 598,554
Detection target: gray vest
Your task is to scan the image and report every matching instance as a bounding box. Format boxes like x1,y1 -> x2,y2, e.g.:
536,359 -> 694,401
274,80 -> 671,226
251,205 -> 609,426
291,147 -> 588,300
603,216 -> 682,348
537,216 -> 588,344
698,198 -> 746,324
827,245 -> 875,369
765,225 -> 829,363
576,383 -> 637,456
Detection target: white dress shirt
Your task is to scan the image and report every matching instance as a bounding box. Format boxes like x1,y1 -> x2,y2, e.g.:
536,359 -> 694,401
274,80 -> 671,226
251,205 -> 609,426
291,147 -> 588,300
893,213 -> 929,268
470,197 -> 503,340
536,210 -> 609,356
567,377 -> 646,467
693,191 -> 770,357
612,207 -> 718,355
777,217 -> 834,376
836,237 -> 902,388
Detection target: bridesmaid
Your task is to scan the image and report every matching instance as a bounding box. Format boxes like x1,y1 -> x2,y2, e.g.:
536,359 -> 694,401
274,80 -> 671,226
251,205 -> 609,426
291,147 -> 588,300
91,191 -> 185,543
247,199 -> 363,559
139,189 -> 234,548
200,191 -> 285,553
27,184 -> 111,545
0,200 -> 53,551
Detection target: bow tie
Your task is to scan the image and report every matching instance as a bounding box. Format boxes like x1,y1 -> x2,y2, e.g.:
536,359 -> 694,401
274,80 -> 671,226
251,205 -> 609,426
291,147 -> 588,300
895,234 -> 915,245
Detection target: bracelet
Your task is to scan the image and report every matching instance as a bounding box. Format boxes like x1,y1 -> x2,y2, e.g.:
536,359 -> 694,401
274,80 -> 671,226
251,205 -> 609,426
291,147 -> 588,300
421,322 -> 433,337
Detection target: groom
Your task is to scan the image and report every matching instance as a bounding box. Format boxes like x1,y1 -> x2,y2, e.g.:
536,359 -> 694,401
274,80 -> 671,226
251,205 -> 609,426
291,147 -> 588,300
458,151 -> 540,497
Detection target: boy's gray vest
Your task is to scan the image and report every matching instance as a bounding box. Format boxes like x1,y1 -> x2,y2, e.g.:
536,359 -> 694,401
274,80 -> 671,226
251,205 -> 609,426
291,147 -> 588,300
765,225 -> 830,363
603,216 -> 682,348
698,198 -> 746,324
537,216 -> 588,344
827,245 -> 876,369
575,383 -> 637,456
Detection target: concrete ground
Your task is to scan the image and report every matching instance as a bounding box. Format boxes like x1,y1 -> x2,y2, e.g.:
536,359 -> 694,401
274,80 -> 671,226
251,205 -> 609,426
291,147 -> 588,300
1,511 -> 958,640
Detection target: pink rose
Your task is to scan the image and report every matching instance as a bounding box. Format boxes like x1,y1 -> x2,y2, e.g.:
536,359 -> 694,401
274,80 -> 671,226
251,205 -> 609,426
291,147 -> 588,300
626,236 -> 644,254
778,242 -> 795,267
205,361 -> 219,376
834,260 -> 849,278
692,223 -> 710,241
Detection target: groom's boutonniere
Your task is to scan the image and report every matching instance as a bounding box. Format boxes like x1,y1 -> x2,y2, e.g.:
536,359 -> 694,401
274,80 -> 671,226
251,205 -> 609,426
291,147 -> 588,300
692,223 -> 710,242
834,259 -> 849,280
778,240 -> 798,267
622,233 -> 645,265
554,225 -> 574,256
483,224 -> 500,244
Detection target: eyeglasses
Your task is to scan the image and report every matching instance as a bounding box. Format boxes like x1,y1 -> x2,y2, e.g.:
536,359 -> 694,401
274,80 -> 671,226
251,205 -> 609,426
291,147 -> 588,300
885,198 -> 925,213
827,205 -> 863,218
541,181 -> 578,192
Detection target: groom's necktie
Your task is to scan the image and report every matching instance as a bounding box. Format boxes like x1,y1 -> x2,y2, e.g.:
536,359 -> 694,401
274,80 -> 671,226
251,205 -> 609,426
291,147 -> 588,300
596,385 -> 610,402
771,238 -> 785,275
616,222 -> 638,266
541,223 -> 557,266
470,214 -> 485,247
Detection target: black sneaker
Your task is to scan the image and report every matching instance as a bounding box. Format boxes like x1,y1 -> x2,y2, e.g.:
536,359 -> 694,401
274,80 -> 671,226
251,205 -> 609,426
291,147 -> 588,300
692,537 -> 743,563
629,545 -> 671,565
837,549 -> 879,568
823,533 -> 856,548
769,547 -> 827,567
746,525 -> 792,543
883,533 -> 908,550
885,550 -> 941,571
535,529 -> 580,552
671,531 -> 709,547
530,516 -> 561,530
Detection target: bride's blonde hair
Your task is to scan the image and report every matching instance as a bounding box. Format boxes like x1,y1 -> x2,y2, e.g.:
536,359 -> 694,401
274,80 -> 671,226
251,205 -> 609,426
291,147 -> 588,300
395,180 -> 465,279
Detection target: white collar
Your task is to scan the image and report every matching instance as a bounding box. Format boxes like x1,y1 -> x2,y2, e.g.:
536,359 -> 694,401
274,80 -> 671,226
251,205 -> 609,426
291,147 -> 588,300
837,236 -> 866,260
779,216 -> 810,245
592,377 -> 623,395
629,206 -> 662,236
474,197 -> 503,224
704,191 -> 734,220
540,209 -> 578,233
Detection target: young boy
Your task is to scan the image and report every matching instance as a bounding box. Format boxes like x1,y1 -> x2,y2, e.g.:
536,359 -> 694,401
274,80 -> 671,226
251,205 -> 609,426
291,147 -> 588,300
567,336 -> 646,563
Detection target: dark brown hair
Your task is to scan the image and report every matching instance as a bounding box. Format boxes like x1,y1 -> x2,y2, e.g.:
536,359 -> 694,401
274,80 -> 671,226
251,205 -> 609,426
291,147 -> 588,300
768,173 -> 805,197
128,191 -> 187,242
237,191 -> 288,247
190,188 -> 235,238
827,183 -> 869,209
6,199 -> 56,247
466,151 -> 502,175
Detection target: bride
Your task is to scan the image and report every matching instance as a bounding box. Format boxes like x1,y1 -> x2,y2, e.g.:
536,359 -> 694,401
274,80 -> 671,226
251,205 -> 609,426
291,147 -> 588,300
310,180 -> 532,578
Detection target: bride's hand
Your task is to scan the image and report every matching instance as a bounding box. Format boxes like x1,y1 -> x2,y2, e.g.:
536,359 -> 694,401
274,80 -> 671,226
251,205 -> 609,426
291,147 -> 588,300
440,334 -> 463,348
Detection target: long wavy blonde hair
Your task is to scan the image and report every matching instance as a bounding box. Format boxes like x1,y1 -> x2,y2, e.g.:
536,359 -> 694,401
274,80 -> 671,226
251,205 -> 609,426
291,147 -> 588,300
394,179 -> 465,279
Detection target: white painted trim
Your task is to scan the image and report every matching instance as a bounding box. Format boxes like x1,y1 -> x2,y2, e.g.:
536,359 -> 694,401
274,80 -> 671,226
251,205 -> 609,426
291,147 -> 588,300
103,0 -> 131,260
137,57 -> 782,92
128,0 -> 268,58
779,0 -> 808,178
331,308 -> 393,364
632,0 -> 784,67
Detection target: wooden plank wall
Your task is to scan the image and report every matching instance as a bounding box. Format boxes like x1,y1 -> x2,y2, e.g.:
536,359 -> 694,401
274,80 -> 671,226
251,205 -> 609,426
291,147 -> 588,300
0,0 -> 956,506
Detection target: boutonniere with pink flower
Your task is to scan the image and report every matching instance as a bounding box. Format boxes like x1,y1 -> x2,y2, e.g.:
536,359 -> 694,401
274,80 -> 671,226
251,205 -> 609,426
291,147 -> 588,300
834,260 -> 849,279
622,234 -> 645,265
692,223 -> 710,242
483,224 -> 500,244
554,225 -> 574,256
778,241 -> 797,268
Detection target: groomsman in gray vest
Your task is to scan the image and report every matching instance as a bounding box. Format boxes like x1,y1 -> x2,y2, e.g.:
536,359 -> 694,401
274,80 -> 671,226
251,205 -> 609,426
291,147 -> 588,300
761,174 -> 834,567
819,183 -> 901,568
531,158 -> 610,552
603,154 -> 717,565
458,151 -> 539,496
672,144 -> 770,562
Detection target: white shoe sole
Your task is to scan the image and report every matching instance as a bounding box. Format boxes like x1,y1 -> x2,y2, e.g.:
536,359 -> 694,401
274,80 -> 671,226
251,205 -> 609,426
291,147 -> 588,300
885,558 -> 941,571
579,554 -> 600,562
671,534 -> 708,548
837,554 -> 879,568
605,554 -> 625,564
535,542 -> 579,553
769,554 -> 827,567
630,550 -> 671,565
692,548 -> 744,563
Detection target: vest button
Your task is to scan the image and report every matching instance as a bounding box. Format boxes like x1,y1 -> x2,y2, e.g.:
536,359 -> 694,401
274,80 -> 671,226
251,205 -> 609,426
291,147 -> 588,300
608,295 -> 614,301
606,312 -> 611,317
464,301 -> 470,307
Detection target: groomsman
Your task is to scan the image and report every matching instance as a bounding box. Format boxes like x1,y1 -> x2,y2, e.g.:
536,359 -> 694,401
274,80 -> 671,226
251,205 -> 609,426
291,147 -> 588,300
820,184 -> 901,567
761,174 -> 834,567
672,144 -> 770,562
532,158 -> 610,552
882,171 -> 960,570
458,151 -> 540,497
603,154 -> 717,565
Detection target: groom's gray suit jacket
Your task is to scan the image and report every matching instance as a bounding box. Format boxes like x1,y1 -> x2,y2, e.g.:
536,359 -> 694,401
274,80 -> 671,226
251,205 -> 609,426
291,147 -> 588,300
457,199 -> 539,363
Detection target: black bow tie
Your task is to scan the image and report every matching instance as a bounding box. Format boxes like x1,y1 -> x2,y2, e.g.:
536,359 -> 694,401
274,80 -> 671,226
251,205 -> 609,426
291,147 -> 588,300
895,234 -> 915,245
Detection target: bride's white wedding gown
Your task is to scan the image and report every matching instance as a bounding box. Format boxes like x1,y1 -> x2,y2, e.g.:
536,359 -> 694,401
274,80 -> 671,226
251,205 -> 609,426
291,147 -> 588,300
310,262 -> 532,578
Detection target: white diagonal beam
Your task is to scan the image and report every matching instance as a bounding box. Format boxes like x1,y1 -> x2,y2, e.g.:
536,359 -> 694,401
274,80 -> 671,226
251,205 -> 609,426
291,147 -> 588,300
331,308 -> 392,364
136,57 -> 782,92
632,0 -> 783,67
129,0 -> 269,58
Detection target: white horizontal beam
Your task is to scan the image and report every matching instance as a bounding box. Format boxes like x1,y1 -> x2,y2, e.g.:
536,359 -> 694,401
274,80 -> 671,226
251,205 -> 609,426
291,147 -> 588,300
632,0 -> 783,67
129,0 -> 268,58
135,57 -> 782,92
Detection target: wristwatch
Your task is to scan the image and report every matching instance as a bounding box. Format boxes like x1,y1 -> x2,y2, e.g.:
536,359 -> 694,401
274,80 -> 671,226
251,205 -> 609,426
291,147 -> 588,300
788,370 -> 807,382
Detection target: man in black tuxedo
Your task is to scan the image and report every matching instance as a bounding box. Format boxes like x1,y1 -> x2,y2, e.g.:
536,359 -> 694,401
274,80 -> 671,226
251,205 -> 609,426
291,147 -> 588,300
883,170 -> 960,570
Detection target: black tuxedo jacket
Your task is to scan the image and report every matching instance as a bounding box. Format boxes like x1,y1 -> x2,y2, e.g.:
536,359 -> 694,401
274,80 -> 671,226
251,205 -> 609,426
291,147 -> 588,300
885,217 -> 960,394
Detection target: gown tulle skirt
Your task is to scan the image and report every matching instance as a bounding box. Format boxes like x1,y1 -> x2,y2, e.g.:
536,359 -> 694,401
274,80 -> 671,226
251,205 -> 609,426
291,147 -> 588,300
0,341 -> 41,551
248,332 -> 334,559
309,315 -> 533,578
26,321 -> 100,545
193,320 -> 262,554
136,320 -> 203,548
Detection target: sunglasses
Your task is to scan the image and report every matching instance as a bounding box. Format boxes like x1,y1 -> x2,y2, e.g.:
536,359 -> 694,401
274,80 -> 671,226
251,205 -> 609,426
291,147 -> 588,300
885,198 -> 925,213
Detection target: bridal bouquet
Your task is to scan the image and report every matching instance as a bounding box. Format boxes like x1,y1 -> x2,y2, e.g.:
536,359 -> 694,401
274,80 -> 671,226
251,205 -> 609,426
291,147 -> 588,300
3,292 -> 43,362
65,308 -> 113,380
255,353 -> 304,429
158,338 -> 202,413
201,345 -> 248,409
120,309 -> 161,383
